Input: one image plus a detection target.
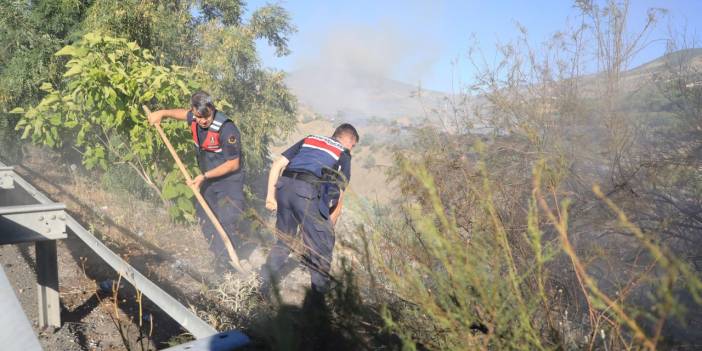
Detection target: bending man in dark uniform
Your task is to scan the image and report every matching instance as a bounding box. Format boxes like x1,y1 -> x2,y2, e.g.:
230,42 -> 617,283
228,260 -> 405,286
262,124 -> 359,297
148,91 -> 246,272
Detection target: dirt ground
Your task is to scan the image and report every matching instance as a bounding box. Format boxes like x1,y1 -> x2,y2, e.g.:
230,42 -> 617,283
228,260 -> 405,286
1,146 -> 325,350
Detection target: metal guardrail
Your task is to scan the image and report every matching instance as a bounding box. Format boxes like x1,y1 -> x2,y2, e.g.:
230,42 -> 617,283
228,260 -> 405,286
0,161 -> 249,347
62,216 -> 219,338
0,203 -> 67,244
0,265 -> 43,351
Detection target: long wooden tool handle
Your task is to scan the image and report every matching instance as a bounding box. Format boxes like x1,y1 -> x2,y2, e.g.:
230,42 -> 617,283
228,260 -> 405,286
143,105 -> 244,273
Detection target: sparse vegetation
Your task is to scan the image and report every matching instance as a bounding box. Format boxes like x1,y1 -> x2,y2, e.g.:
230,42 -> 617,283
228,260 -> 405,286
323,1 -> 702,349
1,0 -> 701,350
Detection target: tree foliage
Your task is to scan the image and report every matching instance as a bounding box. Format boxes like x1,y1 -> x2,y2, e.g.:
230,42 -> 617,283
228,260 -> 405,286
7,0 -> 298,220
0,0 -> 90,162
13,33 -> 200,218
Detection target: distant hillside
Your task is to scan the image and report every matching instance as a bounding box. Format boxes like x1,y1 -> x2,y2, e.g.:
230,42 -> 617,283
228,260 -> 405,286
628,48 -> 702,74
276,49 -> 702,204
286,49 -> 702,127
286,67 -> 449,123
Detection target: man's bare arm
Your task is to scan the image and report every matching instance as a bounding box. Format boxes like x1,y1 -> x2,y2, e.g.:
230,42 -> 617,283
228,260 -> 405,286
206,158 -> 240,178
148,109 -> 189,124
190,158 -> 240,189
265,156 -> 290,211
330,190 -> 345,227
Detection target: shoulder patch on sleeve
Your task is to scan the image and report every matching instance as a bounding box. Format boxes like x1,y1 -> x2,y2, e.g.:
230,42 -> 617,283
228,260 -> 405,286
227,135 -> 237,144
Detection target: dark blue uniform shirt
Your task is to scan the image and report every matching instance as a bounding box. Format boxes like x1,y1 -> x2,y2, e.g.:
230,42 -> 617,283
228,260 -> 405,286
282,138 -> 352,182
282,137 -> 351,211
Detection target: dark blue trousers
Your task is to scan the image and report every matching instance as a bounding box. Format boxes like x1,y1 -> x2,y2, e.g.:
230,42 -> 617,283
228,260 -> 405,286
196,179 -> 246,261
264,176 -> 335,292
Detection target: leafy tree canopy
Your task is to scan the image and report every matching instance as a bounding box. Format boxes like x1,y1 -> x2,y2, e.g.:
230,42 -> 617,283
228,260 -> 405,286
5,0 -> 298,219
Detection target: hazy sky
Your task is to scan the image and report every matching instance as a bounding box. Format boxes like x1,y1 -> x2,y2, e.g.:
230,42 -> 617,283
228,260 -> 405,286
247,1 -> 702,92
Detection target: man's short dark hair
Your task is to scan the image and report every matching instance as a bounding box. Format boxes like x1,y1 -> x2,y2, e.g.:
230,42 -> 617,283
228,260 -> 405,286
333,123 -> 360,142
191,91 -> 215,117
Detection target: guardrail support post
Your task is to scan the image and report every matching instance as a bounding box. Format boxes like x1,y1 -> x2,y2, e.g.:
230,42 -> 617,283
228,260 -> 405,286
35,241 -> 60,328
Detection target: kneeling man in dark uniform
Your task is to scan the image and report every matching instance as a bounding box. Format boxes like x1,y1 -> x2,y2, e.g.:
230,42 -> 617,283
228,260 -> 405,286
263,124 -> 359,297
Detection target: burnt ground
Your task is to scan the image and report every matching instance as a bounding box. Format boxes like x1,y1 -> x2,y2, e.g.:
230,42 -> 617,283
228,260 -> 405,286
0,147 -> 322,350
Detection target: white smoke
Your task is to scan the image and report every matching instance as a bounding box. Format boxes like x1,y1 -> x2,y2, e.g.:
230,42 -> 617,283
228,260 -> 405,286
286,11 -> 444,120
